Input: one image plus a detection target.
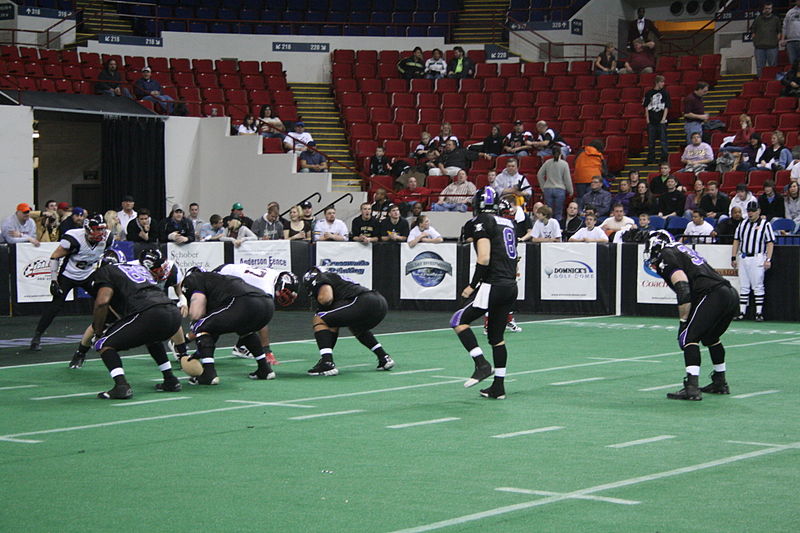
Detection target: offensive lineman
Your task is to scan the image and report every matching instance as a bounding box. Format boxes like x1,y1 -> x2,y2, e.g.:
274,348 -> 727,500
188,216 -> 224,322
450,187 -> 518,399
645,230 -> 739,400
303,267 -> 395,376
30,214 -> 113,351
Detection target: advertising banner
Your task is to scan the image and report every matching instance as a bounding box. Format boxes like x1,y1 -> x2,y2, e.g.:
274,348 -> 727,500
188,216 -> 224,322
540,243 -> 597,300
469,243 -> 527,300
400,243 -> 457,300
233,240 -> 292,272
315,241 -> 373,289
636,243 -> 676,304
167,242 -> 224,271
15,242 -> 74,303
694,244 -> 740,292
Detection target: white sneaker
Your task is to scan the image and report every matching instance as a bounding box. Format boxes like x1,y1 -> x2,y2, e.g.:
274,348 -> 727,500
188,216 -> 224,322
506,320 -> 522,333
231,345 -> 254,359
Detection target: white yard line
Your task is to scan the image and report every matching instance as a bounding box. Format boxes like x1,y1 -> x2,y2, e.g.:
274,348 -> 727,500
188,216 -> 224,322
225,400 -> 315,409
387,417 -> 460,429
31,391 -> 98,400
606,435 -> 676,448
495,487 -> 639,506
586,357 -> 661,364
726,440 -> 787,448
491,427 -> 564,439
0,384 -> 38,391
638,383 -> 683,392
338,363 -> 373,369
390,368 -> 445,375
550,377 -> 605,386
112,397 -> 190,407
732,390 -> 780,399
289,410 -> 364,420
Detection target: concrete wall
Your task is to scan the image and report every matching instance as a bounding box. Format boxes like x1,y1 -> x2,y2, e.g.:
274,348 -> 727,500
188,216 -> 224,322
0,106 -> 34,215
0,2 -> 76,48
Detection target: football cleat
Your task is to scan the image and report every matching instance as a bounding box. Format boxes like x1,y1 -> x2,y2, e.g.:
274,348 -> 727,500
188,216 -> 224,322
155,378 -> 182,392
68,350 -> 86,369
666,376 -> 702,401
231,345 -> 254,359
506,320 -> 522,333
307,359 -> 339,376
733,313 -> 745,321
464,361 -> 493,388
248,367 -> 276,380
29,334 -> 41,352
479,382 -> 506,400
699,371 -> 730,394
187,366 -> 219,385
97,384 -> 133,400
755,313 -> 765,322
376,356 -> 395,370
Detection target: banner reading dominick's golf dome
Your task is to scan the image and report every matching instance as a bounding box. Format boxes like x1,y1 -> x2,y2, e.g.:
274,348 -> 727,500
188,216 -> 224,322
540,243 -> 597,300
400,243 -> 457,300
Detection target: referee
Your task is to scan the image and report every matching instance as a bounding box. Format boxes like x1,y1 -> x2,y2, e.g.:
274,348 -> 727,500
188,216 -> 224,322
732,201 -> 774,321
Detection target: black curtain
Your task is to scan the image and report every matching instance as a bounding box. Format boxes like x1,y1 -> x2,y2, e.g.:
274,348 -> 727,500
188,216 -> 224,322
101,116 -> 166,220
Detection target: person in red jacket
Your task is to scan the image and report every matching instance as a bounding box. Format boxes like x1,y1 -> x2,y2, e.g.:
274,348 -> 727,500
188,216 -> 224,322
395,177 -> 431,215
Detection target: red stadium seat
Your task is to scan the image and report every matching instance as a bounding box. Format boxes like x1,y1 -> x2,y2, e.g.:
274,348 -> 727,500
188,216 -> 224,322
410,78 -> 433,93
546,61 -> 568,76
263,137 -> 285,153
483,77 -> 505,92
239,61 -> 260,75
435,78 -> 457,92
219,74 -> 241,89
489,92 -> 511,107
499,63 -> 520,77
369,107 -> 392,124
261,61 -> 283,76
748,170 -> 772,189
465,92 -> 488,108
598,88 -> 621,103
577,89 -> 599,105
332,49 -> 355,63
384,78 -> 407,93
466,107 -> 489,123
773,97 -> 796,114
551,75 -> 574,91
522,62 -> 545,77
474,63 -> 497,78
555,91 -> 578,106
416,92 -> 440,109
357,50 -> 378,64
459,78 -> 482,93
441,92 -> 465,109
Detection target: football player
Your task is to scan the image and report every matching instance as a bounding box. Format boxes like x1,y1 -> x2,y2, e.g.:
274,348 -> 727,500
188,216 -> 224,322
30,214 -> 113,351
450,187 -> 519,399
303,267 -> 394,376
91,253 -> 184,399
645,230 -> 739,400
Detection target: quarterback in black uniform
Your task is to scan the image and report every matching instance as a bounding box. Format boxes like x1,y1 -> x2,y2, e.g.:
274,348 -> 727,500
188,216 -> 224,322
303,268 -> 395,376
91,254 -> 183,399
645,230 -> 739,400
450,187 -> 519,399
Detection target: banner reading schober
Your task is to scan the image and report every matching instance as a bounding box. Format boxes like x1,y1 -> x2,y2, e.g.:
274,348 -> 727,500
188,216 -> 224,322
315,241 -> 373,289
540,242 -> 597,300
167,241 -> 225,271
400,243 -> 457,300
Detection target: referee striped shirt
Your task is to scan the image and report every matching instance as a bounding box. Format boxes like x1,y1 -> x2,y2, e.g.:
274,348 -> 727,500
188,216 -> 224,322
734,217 -> 775,254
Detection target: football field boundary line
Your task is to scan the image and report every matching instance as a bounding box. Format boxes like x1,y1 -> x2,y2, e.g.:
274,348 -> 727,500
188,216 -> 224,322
388,442 -> 800,533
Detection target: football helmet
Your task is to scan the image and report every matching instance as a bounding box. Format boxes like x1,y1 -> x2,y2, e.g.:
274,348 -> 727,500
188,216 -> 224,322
139,248 -> 167,280
644,230 -> 674,265
101,248 -> 126,266
302,266 -> 322,295
498,198 -> 515,219
84,214 -> 108,243
471,186 -> 499,214
274,271 -> 299,307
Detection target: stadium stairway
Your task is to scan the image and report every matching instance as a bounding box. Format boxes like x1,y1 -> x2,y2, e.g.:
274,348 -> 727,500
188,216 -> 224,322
452,0 -> 509,45
289,82 -> 360,191
622,73 -> 753,178
73,0 -> 133,47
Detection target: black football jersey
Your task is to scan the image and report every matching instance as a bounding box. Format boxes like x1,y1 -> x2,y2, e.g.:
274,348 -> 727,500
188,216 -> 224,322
472,213 -> 518,285
655,243 -> 729,300
460,217 -> 477,242
93,263 -> 172,318
309,271 -> 370,307
182,271 -> 264,311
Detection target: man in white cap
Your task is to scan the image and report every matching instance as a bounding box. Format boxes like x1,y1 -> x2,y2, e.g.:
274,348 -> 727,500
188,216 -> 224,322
283,121 -> 314,153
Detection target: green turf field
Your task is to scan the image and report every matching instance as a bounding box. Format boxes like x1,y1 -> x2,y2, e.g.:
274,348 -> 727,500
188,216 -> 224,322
1,314 -> 798,532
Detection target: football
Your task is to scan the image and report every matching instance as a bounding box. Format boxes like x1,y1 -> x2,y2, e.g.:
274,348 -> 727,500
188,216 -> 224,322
179,355 -> 204,377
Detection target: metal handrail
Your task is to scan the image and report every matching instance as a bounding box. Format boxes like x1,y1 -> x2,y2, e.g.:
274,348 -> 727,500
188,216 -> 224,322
279,192 -> 322,217
314,193 -> 353,215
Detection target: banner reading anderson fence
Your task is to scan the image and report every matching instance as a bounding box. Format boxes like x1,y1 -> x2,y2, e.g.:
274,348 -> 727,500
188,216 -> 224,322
167,242 -> 224,271
540,242 -> 597,300
315,241 -> 373,289
400,243 -> 457,300
233,240 -> 292,272
16,242 -> 74,303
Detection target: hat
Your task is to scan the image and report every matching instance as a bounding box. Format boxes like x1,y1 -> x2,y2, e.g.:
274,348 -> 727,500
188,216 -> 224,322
294,121 -> 305,127
171,203 -> 184,213
141,66 -> 151,72
300,200 -> 312,209
514,120 -> 524,125
16,203 -> 31,213
232,202 -> 244,210
57,201 -> 70,210
306,140 -> 316,146
72,207 -> 84,216
746,201 -> 760,212
122,195 -> 135,202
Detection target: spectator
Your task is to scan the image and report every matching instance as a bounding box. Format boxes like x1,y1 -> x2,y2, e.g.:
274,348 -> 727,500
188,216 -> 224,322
581,176 -> 613,217
682,209 -> 714,242
432,169 -> 477,212
683,179 -> 706,218
300,200 -> 315,226
537,150 -> 573,222
712,206 -> 743,244
159,204 -> 195,244
104,210 -> 123,241
493,158 -> 532,202
351,202 -> 380,243
414,131 -> 433,160
509,202 -> 533,242
758,179 -> 785,220
221,218 -> 257,247
59,207 -> 86,235
283,121 -> 313,153
530,120 -> 570,158
397,47 -> 425,79
126,208 -> 157,243
627,7 -> 661,48
95,59 -> 131,98
637,212 -> 652,231
738,132 -> 766,171
284,205 -> 312,241
431,122 -> 459,149
680,132 -> 714,174
406,202 -> 424,227
117,195 -> 137,240
237,114 -> 258,135
371,189 -> 391,221
621,38 -> 656,74
446,46 -> 475,78
752,1 -> 783,76
258,104 -> 285,138
683,81 -> 709,144
630,181 -> 659,217
474,124 -> 504,157
757,130 -> 793,170
657,177 -> 686,218
699,181 -> 730,219
782,0 -> 800,65
627,169 -> 641,190
299,141 -> 328,173
187,202 -> 204,238
643,74 -> 670,164
32,200 -> 60,242
251,204 -> 284,239
529,205 -> 562,242
396,176 -> 432,213
501,120 -> 534,159
594,43 -> 617,75
600,203 -> 635,232
380,204 -> 410,242
569,213 -> 608,242
424,48 -> 447,79
781,59 -> 800,96
560,201 -> 584,241
573,139 -> 605,205
784,181 -> 800,232
313,206 -> 349,241
133,67 -> 174,114
720,114 -> 754,153
2,203 -> 39,245
408,215 -> 444,248
369,146 -> 393,176
650,162 -> 675,196
198,214 -> 225,241
729,183 -> 756,216
429,139 -> 487,177
56,201 -> 71,223
613,179 -> 635,215
223,202 -> 254,229
486,169 -> 497,189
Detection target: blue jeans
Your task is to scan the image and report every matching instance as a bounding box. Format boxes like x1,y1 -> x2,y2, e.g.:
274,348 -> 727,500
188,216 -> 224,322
431,202 -> 467,212
143,94 -> 174,114
647,122 -> 668,162
754,47 -> 778,77
543,188 -> 566,222
787,41 -> 800,66
684,121 -> 702,144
